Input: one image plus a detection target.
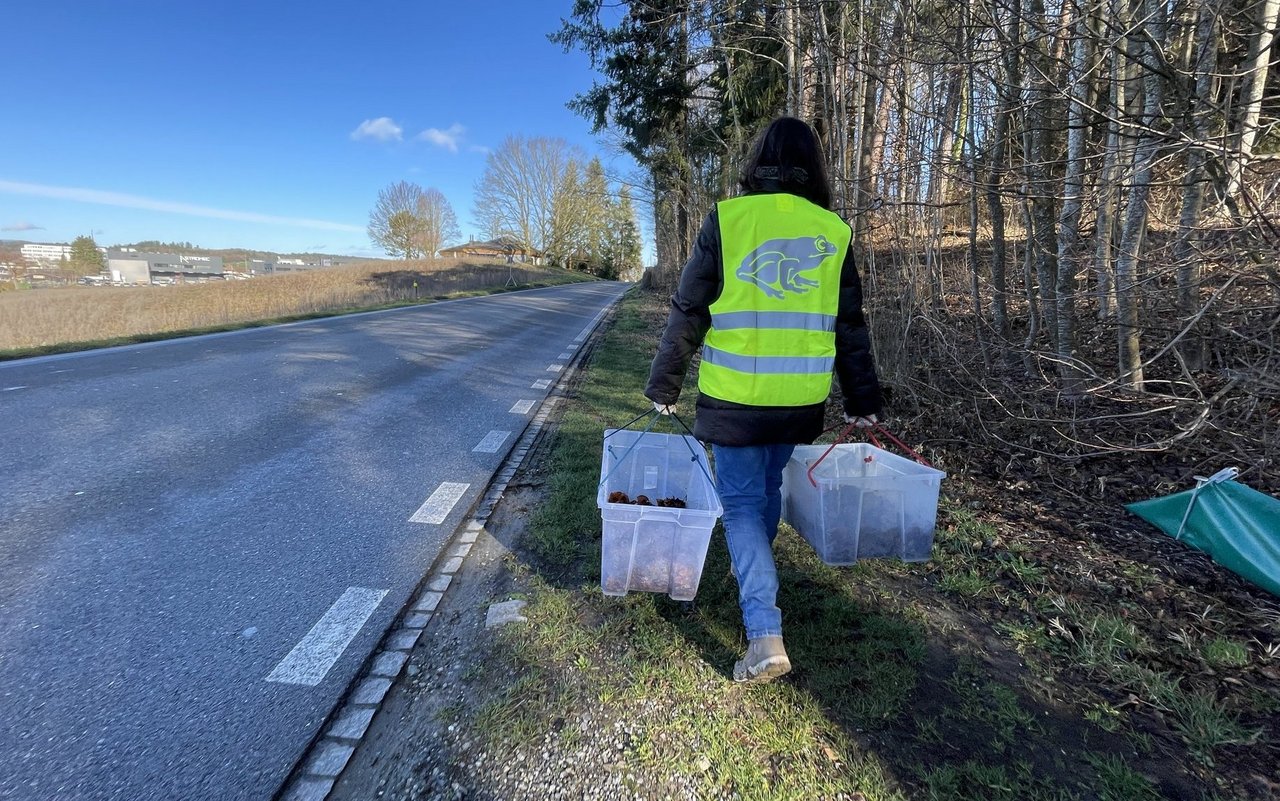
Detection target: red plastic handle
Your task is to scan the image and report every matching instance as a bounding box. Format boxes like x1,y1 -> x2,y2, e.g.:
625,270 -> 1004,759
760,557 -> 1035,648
806,422 -> 933,487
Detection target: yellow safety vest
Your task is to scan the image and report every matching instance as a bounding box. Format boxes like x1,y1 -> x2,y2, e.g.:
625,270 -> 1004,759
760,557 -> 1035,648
700,193 -> 851,407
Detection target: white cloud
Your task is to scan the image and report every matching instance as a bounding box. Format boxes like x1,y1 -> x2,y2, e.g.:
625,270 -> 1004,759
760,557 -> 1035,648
1,221 -> 43,231
419,123 -> 466,153
350,117 -> 404,142
0,179 -> 363,233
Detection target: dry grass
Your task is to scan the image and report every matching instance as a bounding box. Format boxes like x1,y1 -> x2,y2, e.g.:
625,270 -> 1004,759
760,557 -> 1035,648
0,257 -> 589,354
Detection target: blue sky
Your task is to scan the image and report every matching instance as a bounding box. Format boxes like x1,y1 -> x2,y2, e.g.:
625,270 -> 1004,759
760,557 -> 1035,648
0,1 -> 634,257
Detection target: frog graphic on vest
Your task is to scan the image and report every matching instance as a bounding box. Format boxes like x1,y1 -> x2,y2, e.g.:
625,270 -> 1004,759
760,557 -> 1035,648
735,235 -> 836,299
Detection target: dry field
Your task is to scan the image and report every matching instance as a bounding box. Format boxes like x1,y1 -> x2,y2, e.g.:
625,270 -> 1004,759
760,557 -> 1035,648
0,258 -> 589,355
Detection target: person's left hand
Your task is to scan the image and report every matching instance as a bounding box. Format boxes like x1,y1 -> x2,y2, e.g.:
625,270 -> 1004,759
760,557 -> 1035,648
843,413 -> 878,428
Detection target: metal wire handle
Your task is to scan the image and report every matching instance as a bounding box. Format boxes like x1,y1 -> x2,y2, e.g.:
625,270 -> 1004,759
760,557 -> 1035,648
598,408 -> 717,498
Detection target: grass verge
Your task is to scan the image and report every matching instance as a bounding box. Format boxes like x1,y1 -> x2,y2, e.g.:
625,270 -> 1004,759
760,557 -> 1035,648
435,288 -> 1280,800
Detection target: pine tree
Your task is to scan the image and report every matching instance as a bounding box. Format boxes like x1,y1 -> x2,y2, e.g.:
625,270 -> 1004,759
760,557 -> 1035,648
581,158 -> 612,274
67,235 -> 105,277
606,186 -> 642,281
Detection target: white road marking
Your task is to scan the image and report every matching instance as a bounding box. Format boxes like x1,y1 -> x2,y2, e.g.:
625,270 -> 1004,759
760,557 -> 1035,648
546,364 -> 563,373
558,351 -> 572,360
409,482 -> 470,524
531,378 -> 551,389
266,587 -> 388,686
509,399 -> 535,414
472,430 -> 511,453
2,386 -> 27,392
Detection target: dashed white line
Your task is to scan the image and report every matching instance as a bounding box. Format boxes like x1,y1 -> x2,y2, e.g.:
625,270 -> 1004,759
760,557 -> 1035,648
546,364 -> 563,373
409,482 -> 470,524
509,399 -> 535,414
558,351 -> 572,360
531,379 -> 551,389
266,587 -> 388,686
2,386 -> 27,392
472,430 -> 511,453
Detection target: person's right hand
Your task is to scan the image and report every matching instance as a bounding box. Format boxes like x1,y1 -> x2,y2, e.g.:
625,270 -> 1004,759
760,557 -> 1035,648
653,401 -> 676,416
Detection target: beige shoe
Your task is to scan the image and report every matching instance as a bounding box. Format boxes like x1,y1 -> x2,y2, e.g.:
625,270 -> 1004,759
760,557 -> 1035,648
732,636 -> 791,683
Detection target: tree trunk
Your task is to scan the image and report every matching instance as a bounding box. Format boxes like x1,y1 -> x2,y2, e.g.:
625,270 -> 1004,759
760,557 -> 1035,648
784,0 -> 799,116
963,0 -> 987,363
1171,0 -> 1221,369
1225,0 -> 1280,200
1055,1 -> 1087,395
986,0 -> 1021,347
1091,0 -> 1132,321
1115,0 -> 1168,390
1024,0 -> 1061,355
870,14 -> 901,199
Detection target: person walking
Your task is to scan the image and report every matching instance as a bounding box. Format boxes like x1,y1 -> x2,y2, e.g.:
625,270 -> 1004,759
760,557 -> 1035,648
645,116 -> 883,683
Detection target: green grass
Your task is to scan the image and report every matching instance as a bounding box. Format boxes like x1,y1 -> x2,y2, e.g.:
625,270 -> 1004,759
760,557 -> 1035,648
1201,637 -> 1250,669
920,760 -> 1079,801
453,289 -> 1268,799
945,661 -> 1042,754
1086,753 -> 1163,801
938,569 -> 995,597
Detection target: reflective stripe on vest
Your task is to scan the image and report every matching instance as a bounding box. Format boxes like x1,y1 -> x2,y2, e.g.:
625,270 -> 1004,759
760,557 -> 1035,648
702,346 -> 835,375
709,310 -> 836,332
699,193 -> 851,407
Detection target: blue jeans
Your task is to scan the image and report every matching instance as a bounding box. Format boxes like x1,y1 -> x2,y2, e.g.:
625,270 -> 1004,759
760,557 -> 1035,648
712,443 -> 796,641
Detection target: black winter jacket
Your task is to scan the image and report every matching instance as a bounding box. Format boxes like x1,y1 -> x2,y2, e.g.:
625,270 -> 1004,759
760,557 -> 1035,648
644,196 -> 883,447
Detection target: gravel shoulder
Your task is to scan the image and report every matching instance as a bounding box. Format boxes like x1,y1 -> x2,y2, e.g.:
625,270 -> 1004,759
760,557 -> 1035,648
328,460 -> 699,801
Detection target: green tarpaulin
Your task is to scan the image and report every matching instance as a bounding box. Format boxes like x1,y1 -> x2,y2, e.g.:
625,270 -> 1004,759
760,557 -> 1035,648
1126,469 -> 1280,597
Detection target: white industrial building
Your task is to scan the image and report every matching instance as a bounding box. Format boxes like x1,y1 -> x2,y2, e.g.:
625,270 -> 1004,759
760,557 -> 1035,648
20,243 -> 72,265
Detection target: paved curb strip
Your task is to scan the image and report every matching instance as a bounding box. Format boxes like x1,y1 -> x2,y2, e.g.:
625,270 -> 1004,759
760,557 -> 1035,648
276,295 -> 620,801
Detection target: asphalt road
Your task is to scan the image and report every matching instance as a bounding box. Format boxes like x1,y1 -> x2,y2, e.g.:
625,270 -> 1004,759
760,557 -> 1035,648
0,280 -> 628,801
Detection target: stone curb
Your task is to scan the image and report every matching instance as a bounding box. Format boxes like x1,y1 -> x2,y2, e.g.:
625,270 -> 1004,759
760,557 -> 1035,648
275,293 -> 621,801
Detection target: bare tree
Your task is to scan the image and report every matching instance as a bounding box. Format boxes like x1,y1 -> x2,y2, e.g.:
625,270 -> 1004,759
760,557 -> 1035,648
1054,0 -> 1089,395
1114,0 -> 1169,390
416,188 -> 461,259
368,181 -> 428,259
1225,0 -> 1280,200
1171,0 -> 1222,368
473,135 -> 586,263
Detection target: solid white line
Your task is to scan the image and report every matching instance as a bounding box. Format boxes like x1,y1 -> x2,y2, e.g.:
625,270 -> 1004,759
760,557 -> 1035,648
409,482 -> 470,524
266,587 -> 388,686
509,399 -> 535,414
472,430 -> 511,453
531,379 -> 551,389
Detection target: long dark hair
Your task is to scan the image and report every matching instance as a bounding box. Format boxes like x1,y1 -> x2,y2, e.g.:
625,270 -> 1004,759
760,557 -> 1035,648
738,117 -> 833,210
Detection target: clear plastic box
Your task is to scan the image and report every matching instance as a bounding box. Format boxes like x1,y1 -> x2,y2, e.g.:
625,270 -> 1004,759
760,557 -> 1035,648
597,430 -> 722,600
782,442 -> 946,565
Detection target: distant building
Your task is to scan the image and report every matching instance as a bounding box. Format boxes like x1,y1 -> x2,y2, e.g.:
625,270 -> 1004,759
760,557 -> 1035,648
438,235 -> 543,265
21,243 -> 72,265
105,251 -> 224,284
247,257 -> 334,275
